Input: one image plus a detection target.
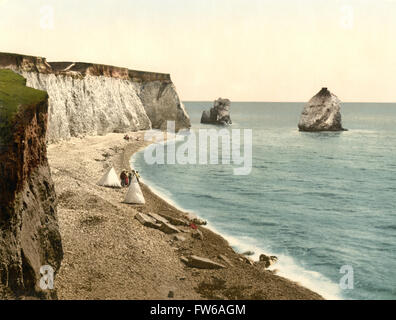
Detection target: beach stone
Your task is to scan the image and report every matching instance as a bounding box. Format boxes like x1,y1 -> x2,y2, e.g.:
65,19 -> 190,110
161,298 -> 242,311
147,212 -> 169,224
259,254 -> 278,268
158,213 -> 189,226
192,229 -> 204,240
242,251 -> 255,256
160,222 -> 180,234
218,254 -> 233,267
135,212 -> 161,229
173,235 -> 186,241
180,256 -> 189,264
187,255 -> 226,269
298,88 -> 346,132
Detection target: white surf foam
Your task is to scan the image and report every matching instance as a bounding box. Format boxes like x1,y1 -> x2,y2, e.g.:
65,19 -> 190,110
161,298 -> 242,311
130,144 -> 344,300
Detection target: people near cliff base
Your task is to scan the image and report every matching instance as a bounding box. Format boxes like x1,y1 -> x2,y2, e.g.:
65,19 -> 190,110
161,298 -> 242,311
120,170 -> 128,187
128,171 -> 133,186
97,167 -> 122,188
124,173 -> 145,204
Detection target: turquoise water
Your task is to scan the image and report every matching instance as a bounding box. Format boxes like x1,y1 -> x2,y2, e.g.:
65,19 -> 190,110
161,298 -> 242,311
132,102 -> 396,300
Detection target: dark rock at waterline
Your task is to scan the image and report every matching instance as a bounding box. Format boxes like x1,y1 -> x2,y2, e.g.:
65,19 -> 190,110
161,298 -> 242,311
242,251 -> 255,256
298,88 -> 347,132
201,98 -> 232,125
259,254 -> 278,268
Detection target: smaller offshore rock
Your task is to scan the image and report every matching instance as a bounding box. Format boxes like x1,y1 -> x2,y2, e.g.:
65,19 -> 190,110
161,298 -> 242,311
201,98 -> 232,125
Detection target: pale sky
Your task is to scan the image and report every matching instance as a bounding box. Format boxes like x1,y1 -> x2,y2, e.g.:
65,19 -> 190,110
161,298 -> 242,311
0,0 -> 395,102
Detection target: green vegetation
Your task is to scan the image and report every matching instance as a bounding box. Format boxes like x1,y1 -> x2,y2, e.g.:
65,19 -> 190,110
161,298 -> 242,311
0,69 -> 47,143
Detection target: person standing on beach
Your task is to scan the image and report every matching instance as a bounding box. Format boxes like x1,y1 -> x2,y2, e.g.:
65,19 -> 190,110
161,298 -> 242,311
124,172 -> 129,187
120,170 -> 127,187
131,169 -> 141,183
128,171 -> 133,186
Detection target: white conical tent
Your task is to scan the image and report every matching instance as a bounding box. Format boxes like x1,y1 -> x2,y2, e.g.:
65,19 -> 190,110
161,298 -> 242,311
124,175 -> 145,204
97,167 -> 122,188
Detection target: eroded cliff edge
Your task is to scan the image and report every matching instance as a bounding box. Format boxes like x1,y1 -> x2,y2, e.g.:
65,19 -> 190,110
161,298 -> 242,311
0,70 -> 63,298
0,52 -> 191,143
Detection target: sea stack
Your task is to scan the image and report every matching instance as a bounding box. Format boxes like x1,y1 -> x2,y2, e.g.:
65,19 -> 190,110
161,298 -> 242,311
0,70 -> 63,298
201,98 -> 232,125
298,88 -> 346,132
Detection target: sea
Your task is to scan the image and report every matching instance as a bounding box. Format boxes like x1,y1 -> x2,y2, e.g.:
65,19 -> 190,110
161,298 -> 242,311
131,102 -> 396,300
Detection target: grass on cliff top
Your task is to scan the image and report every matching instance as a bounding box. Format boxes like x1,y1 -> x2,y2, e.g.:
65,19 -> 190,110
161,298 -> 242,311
0,69 -> 47,142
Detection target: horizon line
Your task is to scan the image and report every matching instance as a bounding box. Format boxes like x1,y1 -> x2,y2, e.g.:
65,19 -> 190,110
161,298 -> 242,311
183,100 -> 396,104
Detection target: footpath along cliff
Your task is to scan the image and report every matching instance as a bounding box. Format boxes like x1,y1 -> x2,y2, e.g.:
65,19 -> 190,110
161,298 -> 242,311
0,69 -> 63,299
0,52 -> 191,143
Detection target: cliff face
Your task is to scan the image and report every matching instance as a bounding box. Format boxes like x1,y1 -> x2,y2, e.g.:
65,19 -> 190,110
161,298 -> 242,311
0,70 -> 63,298
298,88 -> 346,132
0,52 -> 191,142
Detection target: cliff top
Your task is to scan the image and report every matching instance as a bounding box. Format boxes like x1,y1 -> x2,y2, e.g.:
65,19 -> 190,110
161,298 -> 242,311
0,52 -> 171,82
0,69 -> 47,143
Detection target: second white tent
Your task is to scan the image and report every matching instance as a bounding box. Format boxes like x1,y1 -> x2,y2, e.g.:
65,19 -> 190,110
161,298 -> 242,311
124,175 -> 145,204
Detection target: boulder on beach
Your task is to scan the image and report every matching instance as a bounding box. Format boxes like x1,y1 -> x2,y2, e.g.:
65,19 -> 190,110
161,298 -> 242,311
173,235 -> 186,242
298,88 -> 346,132
259,254 -> 278,268
185,255 -> 226,269
160,222 -> 180,234
201,98 -> 232,125
218,254 -> 233,267
191,217 -> 207,226
135,212 -> 161,229
242,251 -> 255,256
158,213 -> 188,226
191,229 -> 204,240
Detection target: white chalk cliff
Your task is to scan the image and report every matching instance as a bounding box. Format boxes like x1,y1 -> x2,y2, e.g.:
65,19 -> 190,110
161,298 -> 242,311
0,53 -> 191,142
298,88 -> 346,132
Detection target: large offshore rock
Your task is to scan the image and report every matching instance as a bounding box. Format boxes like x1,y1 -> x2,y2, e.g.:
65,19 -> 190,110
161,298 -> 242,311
0,52 -> 191,143
298,88 -> 346,132
0,70 -> 63,298
201,98 -> 232,125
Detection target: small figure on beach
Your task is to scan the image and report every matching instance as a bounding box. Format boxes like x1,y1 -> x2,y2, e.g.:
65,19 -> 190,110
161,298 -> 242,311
120,170 -> 128,187
124,134 -> 130,141
125,173 -> 129,186
132,169 -> 141,183
128,171 -> 133,186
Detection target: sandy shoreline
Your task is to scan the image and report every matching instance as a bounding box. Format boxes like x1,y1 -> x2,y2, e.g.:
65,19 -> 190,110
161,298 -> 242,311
47,131 -> 323,300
